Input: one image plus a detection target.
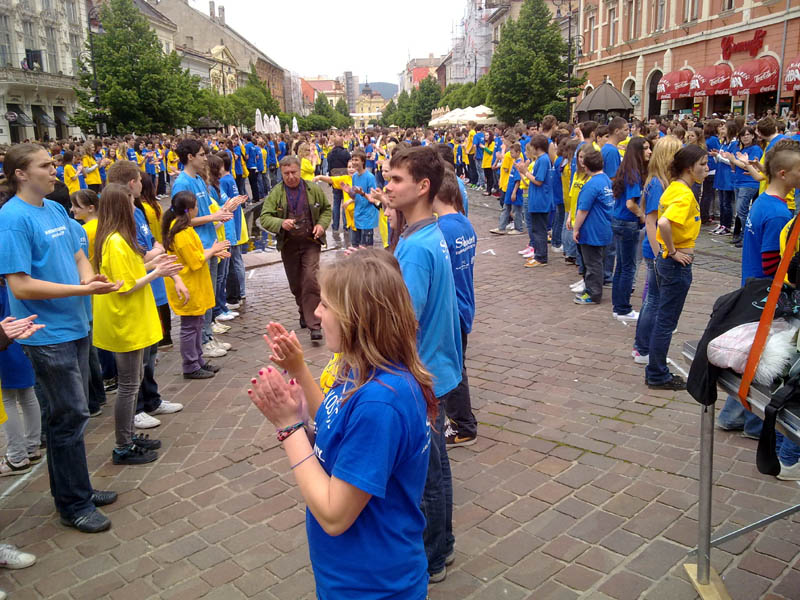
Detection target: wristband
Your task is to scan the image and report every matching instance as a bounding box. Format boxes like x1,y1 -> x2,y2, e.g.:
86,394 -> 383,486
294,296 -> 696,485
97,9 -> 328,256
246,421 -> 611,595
277,421 -> 304,442
290,452 -> 316,470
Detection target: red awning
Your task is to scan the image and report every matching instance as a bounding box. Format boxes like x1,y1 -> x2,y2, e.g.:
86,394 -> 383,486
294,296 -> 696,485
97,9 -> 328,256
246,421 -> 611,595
785,55 -> 800,92
730,56 -> 779,96
689,64 -> 732,97
656,70 -> 693,100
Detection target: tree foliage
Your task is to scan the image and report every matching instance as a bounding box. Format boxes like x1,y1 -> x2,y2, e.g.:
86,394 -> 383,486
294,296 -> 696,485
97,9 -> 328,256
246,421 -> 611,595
334,98 -> 350,117
379,100 -> 397,127
73,0 -> 198,134
486,0 -> 568,124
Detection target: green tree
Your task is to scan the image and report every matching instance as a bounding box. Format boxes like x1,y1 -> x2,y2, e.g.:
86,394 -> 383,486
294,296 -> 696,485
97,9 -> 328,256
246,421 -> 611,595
411,76 -> 441,126
380,99 -> 397,126
439,82 -> 474,109
73,0 -> 198,134
190,87 -> 232,126
313,92 -> 336,119
486,0 -> 567,123
334,98 -> 350,117
226,65 -> 282,128
394,90 -> 412,128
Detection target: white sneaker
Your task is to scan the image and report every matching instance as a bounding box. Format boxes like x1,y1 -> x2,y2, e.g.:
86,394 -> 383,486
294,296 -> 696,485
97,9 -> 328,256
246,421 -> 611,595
551,245 -> 563,253
505,222 -> 516,230
631,349 -> 649,364
202,341 -> 227,358
507,229 -> 524,236
615,310 -> 639,322
0,544 -> 36,569
489,228 -> 506,235
226,302 -> 240,310
217,311 -> 237,322
211,322 -> 231,334
150,401 -> 183,415
518,246 -> 533,255
214,338 -> 232,351
777,461 -> 800,481
134,412 -> 161,429
522,248 -> 535,258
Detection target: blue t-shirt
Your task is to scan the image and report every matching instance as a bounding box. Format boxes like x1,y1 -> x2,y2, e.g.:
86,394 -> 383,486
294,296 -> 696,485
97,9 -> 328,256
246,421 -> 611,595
473,132 -> 485,163
601,143 -> 621,179
94,152 -> 107,181
613,179 -> 642,222
233,145 -> 244,175
456,177 -> 469,216
171,172 -> 215,249
0,197 -> 89,345
364,144 -> 376,170
436,213 -> 476,333
576,173 -> 614,247
528,154 -> 553,213
254,146 -> 264,172
133,207 -> 167,306
68,219 -> 92,324
267,142 -> 277,167
0,286 -> 36,389
245,142 -> 258,169
278,141 -> 287,160
714,141 -> 736,191
641,178 -> 665,260
505,162 -> 524,206
741,193 -> 792,285
552,156 -> 565,205
209,187 -> 238,243
56,165 -> 64,183
144,151 -> 157,175
220,173 -> 242,243
308,369 -> 430,600
735,144 -> 763,189
351,170 -> 378,229
127,148 -> 138,162
395,222 -> 462,397
706,136 -> 720,172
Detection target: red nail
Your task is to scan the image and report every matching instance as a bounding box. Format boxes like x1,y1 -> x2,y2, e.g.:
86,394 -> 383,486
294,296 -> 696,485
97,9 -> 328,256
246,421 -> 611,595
267,367 -> 272,373
251,378 -> 257,384
258,370 -> 264,376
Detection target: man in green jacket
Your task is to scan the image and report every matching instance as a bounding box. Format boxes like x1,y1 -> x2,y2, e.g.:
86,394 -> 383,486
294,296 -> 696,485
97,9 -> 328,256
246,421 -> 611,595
259,156 -> 332,341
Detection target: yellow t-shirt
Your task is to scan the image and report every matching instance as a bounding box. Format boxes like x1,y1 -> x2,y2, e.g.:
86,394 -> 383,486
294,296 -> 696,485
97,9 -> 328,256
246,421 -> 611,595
167,150 -> 179,174
82,219 -> 98,264
499,152 -> 514,191
568,172 -> 589,225
301,158 -> 315,181
779,216 -> 800,283
319,353 -> 341,395
481,142 -> 495,169
518,161 -> 530,191
261,147 -> 268,173
142,202 -> 162,244
165,226 -> 214,316
656,181 -> 701,256
466,129 -> 476,155
136,152 -> 146,172
331,175 -> 356,230
92,233 -> 161,353
64,163 -> 81,195
82,155 -> 101,186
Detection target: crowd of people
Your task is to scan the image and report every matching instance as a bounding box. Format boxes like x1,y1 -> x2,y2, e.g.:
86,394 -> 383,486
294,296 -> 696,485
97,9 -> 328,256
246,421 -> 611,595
0,106 -> 799,597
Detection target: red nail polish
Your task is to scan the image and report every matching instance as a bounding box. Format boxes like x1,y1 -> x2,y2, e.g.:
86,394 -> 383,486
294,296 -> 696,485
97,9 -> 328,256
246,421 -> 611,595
258,370 -> 264,376
267,367 -> 272,373
251,378 -> 257,384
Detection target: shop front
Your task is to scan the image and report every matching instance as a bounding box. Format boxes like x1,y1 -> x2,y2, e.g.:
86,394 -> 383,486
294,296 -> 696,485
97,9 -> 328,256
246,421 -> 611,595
729,56 -> 779,117
689,64 -> 732,117
784,55 -> 800,116
656,69 -> 693,115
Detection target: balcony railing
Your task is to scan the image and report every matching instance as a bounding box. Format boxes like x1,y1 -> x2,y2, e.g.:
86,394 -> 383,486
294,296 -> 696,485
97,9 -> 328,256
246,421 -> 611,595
0,65 -> 78,88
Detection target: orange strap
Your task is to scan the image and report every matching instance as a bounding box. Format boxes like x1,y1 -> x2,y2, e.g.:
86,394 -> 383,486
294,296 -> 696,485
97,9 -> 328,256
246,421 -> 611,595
738,217 -> 800,408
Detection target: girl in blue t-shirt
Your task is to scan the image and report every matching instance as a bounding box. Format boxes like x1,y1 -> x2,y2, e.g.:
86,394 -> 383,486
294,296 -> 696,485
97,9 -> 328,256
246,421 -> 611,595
711,121 -> 738,235
726,126 -> 763,245
249,249 -> 436,600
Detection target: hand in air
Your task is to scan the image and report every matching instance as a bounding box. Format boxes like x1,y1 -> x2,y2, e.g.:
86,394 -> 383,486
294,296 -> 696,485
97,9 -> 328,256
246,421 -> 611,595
248,366 -> 303,429
264,321 -> 305,375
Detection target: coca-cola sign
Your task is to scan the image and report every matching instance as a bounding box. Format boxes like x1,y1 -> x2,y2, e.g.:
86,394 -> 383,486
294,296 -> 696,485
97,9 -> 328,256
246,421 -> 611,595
721,29 -> 766,61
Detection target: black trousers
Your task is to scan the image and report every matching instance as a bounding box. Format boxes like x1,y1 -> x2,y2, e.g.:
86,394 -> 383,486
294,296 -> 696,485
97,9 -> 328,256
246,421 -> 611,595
444,326 -> 477,438
579,243 -> 607,302
248,171 -> 260,201
281,239 -> 322,330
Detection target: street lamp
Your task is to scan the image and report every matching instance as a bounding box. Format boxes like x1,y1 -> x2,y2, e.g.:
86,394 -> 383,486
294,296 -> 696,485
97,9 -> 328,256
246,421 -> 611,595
551,0 -> 574,121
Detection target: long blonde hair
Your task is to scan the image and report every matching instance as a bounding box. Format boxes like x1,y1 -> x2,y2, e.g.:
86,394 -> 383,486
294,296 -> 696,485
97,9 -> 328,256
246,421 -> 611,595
318,250 -> 438,420
646,135 -> 682,189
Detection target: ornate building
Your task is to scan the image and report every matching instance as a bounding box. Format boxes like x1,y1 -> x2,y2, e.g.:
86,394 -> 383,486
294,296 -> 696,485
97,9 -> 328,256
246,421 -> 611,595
352,83 -> 386,129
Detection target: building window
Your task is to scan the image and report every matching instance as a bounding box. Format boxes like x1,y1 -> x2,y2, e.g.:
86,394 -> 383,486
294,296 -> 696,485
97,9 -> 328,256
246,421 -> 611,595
588,15 -> 596,51
22,20 -> 43,70
0,15 -> 11,67
626,0 -> 639,40
684,0 -> 698,21
722,0 -> 734,10
655,0 -> 666,30
66,0 -> 78,24
45,27 -> 58,73
69,32 -> 81,75
608,6 -> 617,46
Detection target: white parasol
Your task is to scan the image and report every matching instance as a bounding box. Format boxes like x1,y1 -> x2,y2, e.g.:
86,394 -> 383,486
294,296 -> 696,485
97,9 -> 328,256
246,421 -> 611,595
292,116 -> 299,133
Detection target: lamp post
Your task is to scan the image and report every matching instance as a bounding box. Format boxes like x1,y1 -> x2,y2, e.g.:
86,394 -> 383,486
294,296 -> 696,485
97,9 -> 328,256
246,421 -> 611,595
551,0 -> 574,121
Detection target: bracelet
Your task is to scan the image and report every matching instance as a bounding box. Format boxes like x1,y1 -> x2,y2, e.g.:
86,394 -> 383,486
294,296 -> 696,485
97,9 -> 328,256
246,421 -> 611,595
276,421 -> 304,442
290,452 -> 316,470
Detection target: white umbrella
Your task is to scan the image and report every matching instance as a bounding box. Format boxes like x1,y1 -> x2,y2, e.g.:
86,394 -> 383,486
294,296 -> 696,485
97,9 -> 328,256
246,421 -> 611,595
271,115 -> 278,134
292,116 -> 299,133
274,116 -> 281,134
255,109 -> 262,133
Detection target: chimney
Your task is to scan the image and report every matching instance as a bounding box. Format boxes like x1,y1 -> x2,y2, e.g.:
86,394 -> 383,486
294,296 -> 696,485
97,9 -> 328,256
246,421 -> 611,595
218,5 -> 225,24
209,1 -> 215,19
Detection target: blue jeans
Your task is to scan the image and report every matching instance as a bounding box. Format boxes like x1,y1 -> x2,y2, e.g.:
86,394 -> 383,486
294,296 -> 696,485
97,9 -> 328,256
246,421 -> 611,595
203,256 -> 218,344
332,188 -> 343,232
779,436 -> 800,466
422,396 -> 454,573
717,395 -> 765,437
528,212 -> 549,263
634,258 -> 659,356
735,186 -> 758,232
499,203 -> 523,231
611,219 -> 641,316
646,255 -> 692,384
476,165 -> 486,188
351,228 -> 374,246
22,337 -> 95,520
214,256 -> 231,318
551,204 -> 565,247
604,243 -> 615,284
226,245 -> 246,301
562,219 -> 577,258
259,172 -> 271,197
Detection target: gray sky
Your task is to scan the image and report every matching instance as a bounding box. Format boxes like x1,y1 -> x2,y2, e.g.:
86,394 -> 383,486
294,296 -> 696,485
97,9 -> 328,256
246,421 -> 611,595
186,0 -> 465,84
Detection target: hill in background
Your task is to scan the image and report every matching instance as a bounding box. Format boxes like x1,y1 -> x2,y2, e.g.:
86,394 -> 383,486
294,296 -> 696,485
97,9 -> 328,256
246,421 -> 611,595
359,82 -> 398,99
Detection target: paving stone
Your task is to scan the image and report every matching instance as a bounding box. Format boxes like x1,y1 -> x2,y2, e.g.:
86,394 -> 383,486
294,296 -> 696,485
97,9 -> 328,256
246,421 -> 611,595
485,530 -> 543,566
568,511 -> 625,544
597,570 -> 652,600
626,539 -> 687,579
553,563 -> 603,591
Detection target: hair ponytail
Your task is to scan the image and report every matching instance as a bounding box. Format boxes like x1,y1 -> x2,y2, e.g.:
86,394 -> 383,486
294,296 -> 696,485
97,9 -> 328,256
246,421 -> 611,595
162,190 -> 196,252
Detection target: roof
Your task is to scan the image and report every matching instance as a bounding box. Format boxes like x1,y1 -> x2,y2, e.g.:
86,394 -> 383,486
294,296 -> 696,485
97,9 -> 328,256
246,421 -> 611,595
306,79 -> 338,93
407,55 -> 444,70
176,44 -> 215,65
132,0 -> 177,31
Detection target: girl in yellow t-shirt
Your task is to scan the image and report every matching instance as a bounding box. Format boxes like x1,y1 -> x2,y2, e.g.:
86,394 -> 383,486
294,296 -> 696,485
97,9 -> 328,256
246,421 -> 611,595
481,134 -> 495,196
70,189 -> 100,264
297,142 -> 316,181
93,184 -> 181,465
648,145 -> 708,390
314,159 -> 358,246
162,190 -> 230,380
81,143 -> 102,192
63,150 -> 83,196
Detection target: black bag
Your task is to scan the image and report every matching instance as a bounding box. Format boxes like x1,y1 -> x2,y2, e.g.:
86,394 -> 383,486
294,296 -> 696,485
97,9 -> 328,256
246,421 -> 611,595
757,373 -> 800,475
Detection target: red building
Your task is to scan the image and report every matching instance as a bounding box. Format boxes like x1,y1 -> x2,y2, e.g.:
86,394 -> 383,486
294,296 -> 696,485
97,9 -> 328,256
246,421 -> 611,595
574,0 -> 800,119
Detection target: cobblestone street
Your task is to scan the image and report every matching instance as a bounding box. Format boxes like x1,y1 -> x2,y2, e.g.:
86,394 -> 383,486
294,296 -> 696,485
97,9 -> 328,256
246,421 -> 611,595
1,190 -> 799,600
